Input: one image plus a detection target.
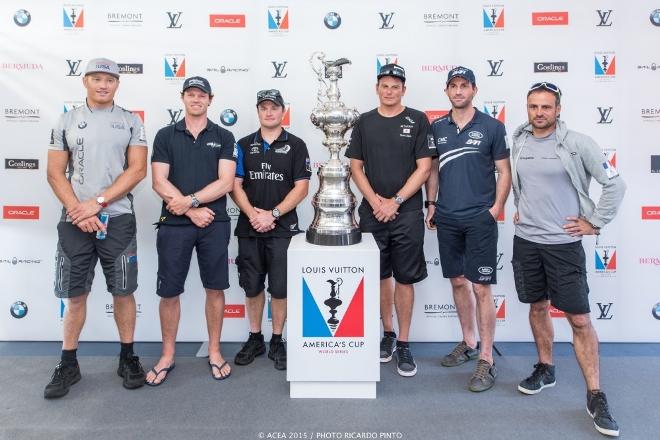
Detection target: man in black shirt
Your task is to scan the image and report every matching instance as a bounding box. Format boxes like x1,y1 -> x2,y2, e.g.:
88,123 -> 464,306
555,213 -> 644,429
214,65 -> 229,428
345,64 -> 437,377
231,89 -> 311,371
148,76 -> 237,384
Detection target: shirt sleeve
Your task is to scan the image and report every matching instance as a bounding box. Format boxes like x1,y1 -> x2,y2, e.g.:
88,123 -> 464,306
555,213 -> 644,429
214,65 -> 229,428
48,114 -> 67,151
414,113 -> 437,159
292,140 -> 312,181
150,128 -> 170,164
129,113 -> 148,147
344,117 -> 363,160
218,130 -> 238,162
492,121 -> 510,160
235,143 -> 245,178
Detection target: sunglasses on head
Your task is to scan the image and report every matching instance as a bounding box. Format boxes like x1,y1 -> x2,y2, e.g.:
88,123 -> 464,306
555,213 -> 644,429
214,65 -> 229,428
257,89 -> 281,99
528,82 -> 562,97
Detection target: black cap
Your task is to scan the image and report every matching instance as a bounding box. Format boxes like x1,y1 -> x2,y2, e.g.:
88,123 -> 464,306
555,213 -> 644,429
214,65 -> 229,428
256,89 -> 285,107
182,76 -> 212,95
377,63 -> 406,83
446,66 -> 476,86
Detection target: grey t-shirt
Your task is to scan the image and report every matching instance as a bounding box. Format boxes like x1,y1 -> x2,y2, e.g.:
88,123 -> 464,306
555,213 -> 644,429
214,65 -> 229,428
515,131 -> 580,244
49,103 -> 147,220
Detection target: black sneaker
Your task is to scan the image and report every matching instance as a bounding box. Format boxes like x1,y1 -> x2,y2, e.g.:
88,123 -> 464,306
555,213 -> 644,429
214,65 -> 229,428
468,359 -> 497,392
117,354 -> 146,389
441,341 -> 479,367
234,334 -> 266,366
395,345 -> 417,377
518,362 -> 556,395
268,339 -> 287,371
44,362 -> 81,399
380,334 -> 396,363
587,391 -> 620,437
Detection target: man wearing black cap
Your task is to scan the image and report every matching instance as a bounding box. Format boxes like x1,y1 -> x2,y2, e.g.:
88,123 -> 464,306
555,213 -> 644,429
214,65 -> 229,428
231,89 -> 310,371
45,57 -> 148,398
425,66 -> 511,392
147,76 -> 237,384
345,64 -> 437,377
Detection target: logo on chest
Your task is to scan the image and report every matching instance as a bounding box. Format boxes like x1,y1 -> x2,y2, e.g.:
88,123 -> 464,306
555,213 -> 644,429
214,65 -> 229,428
111,122 -> 125,130
466,130 -> 484,146
275,144 -> 291,154
206,142 -> 222,148
249,143 -> 261,155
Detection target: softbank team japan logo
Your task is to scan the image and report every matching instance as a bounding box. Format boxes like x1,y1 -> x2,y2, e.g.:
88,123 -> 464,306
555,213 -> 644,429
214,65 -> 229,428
483,101 -> 505,123
302,277 -> 364,338
164,55 -> 186,78
268,7 -> 289,32
595,245 -> 617,274
483,5 -> 504,30
63,5 -> 84,29
595,52 -> 616,78
376,54 -> 398,75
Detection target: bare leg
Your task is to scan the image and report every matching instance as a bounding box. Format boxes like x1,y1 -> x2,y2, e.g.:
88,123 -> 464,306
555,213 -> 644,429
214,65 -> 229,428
145,296 -> 179,384
473,283 -> 496,364
566,312 -> 600,390
246,291 -> 265,333
112,294 -> 136,343
394,282 -> 414,341
529,300 -> 554,364
380,277 -> 395,333
450,276 -> 477,348
271,297 -> 286,335
62,294 -> 89,350
206,288 -> 230,378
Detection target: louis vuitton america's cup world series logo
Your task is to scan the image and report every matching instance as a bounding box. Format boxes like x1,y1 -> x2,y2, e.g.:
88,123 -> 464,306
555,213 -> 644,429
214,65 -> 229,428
303,274 -> 364,338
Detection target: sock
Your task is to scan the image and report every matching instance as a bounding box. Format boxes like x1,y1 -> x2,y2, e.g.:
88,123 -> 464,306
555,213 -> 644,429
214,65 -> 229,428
120,342 -> 134,359
271,333 -> 282,345
61,348 -> 78,366
384,330 -> 396,338
396,340 -> 409,349
249,331 -> 263,340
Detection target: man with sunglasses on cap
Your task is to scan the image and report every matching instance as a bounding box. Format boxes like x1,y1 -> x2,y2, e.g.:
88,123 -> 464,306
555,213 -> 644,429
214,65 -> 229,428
45,58 -> 148,398
425,66 -> 511,392
346,64 -> 436,377
231,89 -> 310,371
511,82 -> 625,437
148,76 -> 237,384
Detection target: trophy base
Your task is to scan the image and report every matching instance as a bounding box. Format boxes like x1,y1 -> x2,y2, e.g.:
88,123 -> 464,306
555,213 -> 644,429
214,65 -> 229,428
306,228 -> 362,246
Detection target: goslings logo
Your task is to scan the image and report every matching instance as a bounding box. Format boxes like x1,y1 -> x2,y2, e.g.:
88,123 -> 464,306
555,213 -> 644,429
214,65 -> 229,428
164,55 -> 186,78
483,5 -> 504,31
324,12 -> 341,29
483,101 -> 505,123
532,12 -> 568,26
534,62 -> 568,73
594,52 -> 616,79
14,9 -> 31,27
268,7 -> 289,32
63,5 -> 84,29
302,276 -> 364,338
10,301 -> 28,319
595,245 -> 617,275
118,63 -> 143,74
376,54 -> 399,75
5,159 -> 39,170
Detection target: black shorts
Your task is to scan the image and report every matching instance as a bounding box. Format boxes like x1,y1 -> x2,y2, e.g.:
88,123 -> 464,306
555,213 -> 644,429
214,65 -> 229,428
359,207 -> 427,284
511,235 -> 590,314
435,210 -> 498,284
54,214 -> 138,298
156,221 -> 230,298
236,236 -> 291,299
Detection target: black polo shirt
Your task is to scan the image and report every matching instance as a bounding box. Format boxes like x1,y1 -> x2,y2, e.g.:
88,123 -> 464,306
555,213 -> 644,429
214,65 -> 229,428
234,128 -> 311,238
345,107 -> 437,219
430,108 -> 509,220
151,118 -> 237,225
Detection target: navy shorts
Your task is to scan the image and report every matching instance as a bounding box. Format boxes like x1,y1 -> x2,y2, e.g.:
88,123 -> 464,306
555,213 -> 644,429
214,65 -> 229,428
511,235 -> 590,314
156,221 -> 230,298
435,209 -> 498,284
359,207 -> 427,285
236,236 -> 291,299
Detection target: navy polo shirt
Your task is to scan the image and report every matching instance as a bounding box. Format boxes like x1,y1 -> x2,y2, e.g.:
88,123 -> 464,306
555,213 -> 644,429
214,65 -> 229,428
234,128 -> 311,238
151,118 -> 237,225
431,108 -> 509,220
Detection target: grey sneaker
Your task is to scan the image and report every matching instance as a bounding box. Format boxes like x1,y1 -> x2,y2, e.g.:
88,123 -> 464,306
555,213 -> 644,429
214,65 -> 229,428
587,391 -> 620,437
518,362 -> 556,395
441,341 -> 479,367
468,359 -> 497,392
395,345 -> 417,377
380,334 -> 396,363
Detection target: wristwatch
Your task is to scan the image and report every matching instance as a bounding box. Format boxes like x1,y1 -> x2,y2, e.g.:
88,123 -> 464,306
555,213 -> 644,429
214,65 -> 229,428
394,194 -> 404,205
272,207 -> 281,220
425,201 -> 435,208
96,196 -> 108,208
190,193 -> 200,208
590,223 -> 601,235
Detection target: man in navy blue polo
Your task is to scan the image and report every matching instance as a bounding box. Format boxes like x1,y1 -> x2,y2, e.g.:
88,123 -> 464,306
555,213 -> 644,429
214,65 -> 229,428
148,76 -> 237,384
425,66 -> 511,392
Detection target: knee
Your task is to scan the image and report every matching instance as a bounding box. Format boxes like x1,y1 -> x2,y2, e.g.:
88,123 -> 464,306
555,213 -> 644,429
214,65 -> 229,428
67,294 -> 88,309
160,296 -> 180,307
530,301 -> 550,315
472,283 -> 491,299
449,276 -> 468,290
566,313 -> 592,331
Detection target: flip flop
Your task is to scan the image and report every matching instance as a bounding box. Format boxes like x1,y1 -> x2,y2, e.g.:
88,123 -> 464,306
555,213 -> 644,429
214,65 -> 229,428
145,363 -> 176,387
208,361 -> 231,380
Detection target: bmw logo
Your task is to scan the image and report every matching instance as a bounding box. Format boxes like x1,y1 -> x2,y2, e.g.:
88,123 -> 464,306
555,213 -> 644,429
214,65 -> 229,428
324,12 -> 341,30
653,302 -> 660,320
14,9 -> 31,27
220,109 -> 237,126
11,257 -> 18,265
651,9 -> 660,26
78,121 -> 87,129
10,301 -> 28,319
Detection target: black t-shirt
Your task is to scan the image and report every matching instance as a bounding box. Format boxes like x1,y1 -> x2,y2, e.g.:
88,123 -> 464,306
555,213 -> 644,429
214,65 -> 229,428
234,129 -> 311,238
151,119 -> 237,225
345,107 -> 437,218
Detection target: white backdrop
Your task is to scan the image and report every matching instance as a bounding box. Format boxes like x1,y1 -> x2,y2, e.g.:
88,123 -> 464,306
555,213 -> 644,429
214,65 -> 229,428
1,1 -> 659,342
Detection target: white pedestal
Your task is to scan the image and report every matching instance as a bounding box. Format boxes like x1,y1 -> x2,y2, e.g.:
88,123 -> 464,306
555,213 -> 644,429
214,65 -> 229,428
287,233 -> 380,399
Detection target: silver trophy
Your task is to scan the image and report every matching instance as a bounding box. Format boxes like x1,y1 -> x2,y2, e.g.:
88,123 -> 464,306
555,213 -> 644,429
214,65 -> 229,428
306,52 -> 361,246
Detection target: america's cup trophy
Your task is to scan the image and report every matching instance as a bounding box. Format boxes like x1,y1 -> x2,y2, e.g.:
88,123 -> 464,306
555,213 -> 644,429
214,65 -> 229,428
306,52 -> 361,245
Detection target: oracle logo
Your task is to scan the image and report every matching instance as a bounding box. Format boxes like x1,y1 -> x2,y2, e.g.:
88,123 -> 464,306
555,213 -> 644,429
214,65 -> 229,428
224,304 -> 245,318
642,206 -> 660,220
425,110 -> 449,123
549,306 -> 565,318
532,12 -> 569,25
209,14 -> 246,28
3,205 -> 39,220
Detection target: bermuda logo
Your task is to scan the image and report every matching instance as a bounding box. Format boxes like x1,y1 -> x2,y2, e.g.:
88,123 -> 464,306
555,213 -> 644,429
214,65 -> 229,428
303,277 -> 364,337
469,131 -> 484,140
483,6 -> 504,30
478,266 -> 493,275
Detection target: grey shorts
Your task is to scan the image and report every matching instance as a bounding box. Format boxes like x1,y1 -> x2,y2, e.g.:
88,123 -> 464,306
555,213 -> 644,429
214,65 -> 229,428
54,214 -> 138,298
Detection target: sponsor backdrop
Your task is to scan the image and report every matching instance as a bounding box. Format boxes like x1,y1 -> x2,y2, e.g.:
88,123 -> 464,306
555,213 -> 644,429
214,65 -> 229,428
1,1 -> 659,342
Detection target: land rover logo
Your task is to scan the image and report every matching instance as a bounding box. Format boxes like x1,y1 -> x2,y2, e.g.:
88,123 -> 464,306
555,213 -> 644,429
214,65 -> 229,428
468,131 -> 484,140
478,266 -> 493,275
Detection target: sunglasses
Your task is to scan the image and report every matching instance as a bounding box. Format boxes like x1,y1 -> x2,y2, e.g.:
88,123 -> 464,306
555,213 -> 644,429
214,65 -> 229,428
528,82 -> 562,97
